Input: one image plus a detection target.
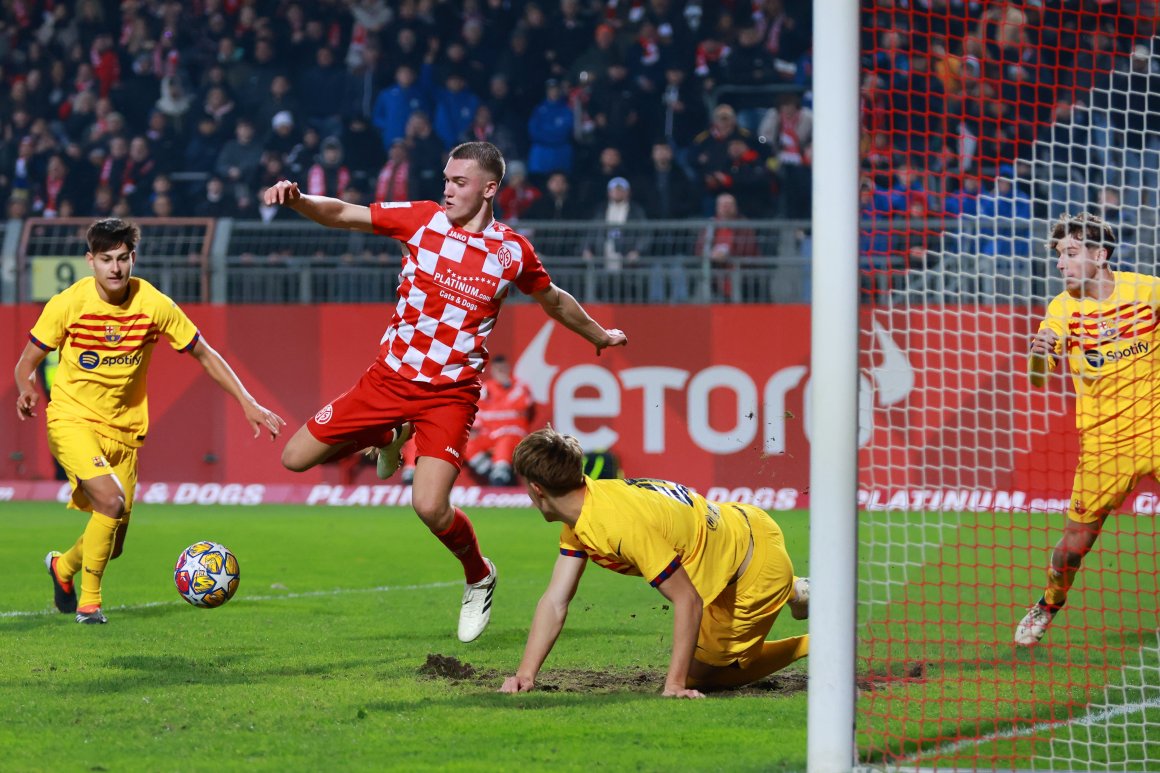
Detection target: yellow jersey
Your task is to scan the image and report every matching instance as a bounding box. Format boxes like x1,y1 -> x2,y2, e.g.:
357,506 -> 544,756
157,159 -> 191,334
559,478 -> 752,607
1039,271 -> 1160,443
28,276 -> 200,447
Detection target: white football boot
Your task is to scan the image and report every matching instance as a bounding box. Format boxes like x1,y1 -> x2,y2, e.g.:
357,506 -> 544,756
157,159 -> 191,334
1014,603 -> 1059,646
458,558 -> 497,642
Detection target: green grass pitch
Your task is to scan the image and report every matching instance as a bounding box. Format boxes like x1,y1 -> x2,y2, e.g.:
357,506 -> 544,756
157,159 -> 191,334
856,509 -> 1160,770
1,503 -> 810,773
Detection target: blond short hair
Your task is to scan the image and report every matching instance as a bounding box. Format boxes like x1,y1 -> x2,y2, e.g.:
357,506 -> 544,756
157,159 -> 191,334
512,427 -> 586,496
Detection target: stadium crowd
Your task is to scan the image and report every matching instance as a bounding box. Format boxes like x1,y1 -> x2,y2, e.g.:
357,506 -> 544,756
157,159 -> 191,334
0,0 -> 812,233
860,0 -> 1160,294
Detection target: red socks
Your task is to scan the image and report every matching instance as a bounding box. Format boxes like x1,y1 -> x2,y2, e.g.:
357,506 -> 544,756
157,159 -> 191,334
434,508 -> 490,583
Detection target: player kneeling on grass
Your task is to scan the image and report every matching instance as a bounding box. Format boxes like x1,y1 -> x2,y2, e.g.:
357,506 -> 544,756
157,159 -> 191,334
499,428 -> 809,698
1017,213 -> 1160,646
13,218 -> 284,625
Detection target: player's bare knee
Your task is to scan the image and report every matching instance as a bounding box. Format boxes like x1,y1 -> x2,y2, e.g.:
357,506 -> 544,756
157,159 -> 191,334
413,496 -> 453,532
280,446 -> 311,472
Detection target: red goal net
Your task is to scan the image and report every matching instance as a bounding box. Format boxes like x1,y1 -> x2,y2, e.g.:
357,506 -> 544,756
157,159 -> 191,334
857,1 -> 1160,768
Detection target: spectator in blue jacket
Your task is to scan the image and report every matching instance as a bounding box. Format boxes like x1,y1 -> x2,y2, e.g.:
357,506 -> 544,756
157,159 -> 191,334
943,176 -> 981,217
527,79 -> 574,180
433,69 -> 480,149
372,64 -> 428,150
978,176 -> 1033,259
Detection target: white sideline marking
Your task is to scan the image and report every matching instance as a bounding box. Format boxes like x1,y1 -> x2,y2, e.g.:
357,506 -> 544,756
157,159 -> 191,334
0,580 -> 460,619
902,696 -> 1160,764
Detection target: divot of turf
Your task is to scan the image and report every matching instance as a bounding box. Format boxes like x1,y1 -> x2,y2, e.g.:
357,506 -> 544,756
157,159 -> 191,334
419,653 -> 483,680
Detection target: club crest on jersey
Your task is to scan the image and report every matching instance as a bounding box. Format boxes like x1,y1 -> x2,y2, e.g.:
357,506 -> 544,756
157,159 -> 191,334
498,245 -> 513,268
104,324 -> 123,343
314,404 -> 334,424
92,456 -> 108,468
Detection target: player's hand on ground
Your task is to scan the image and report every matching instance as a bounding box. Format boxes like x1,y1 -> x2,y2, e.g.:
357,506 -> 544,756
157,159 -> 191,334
499,675 -> 535,693
1029,328 -> 1060,358
263,180 -> 302,207
595,328 -> 628,357
244,401 -> 286,440
662,685 -> 706,699
16,388 -> 38,420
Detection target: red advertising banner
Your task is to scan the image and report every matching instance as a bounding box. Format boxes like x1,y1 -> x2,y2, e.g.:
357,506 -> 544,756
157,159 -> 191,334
4,303 -> 1142,508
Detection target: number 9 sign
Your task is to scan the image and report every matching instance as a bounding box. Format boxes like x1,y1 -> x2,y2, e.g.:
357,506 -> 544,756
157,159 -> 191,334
31,256 -> 88,301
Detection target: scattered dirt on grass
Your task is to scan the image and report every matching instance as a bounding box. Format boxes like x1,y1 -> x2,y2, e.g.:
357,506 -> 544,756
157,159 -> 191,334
857,660 -> 931,693
723,670 -> 810,696
533,669 -> 657,693
418,654 -> 809,697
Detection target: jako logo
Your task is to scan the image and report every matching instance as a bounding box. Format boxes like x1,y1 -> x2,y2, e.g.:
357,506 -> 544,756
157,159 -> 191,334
1084,340 -> 1149,368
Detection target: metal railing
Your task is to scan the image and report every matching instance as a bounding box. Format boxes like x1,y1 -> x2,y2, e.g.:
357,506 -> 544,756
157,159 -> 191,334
217,219 -> 806,305
12,218 -> 215,304
18,213 -> 1143,307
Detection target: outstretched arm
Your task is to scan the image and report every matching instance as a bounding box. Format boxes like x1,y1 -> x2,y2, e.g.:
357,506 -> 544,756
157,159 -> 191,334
14,341 -> 49,420
499,553 -> 587,694
188,338 -> 286,440
262,180 -> 375,233
531,283 -> 628,356
655,565 -> 706,699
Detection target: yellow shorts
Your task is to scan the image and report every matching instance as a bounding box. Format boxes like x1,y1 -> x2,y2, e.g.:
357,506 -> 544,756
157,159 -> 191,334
696,504 -> 796,668
47,418 -> 138,513
1069,436 -> 1160,524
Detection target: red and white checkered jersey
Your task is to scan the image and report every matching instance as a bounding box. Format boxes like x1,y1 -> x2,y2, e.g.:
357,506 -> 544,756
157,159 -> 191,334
370,200 -> 553,384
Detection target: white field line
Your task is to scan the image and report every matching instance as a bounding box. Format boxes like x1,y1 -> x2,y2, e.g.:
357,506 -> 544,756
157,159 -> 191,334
900,695 -> 1160,766
0,580 -> 461,619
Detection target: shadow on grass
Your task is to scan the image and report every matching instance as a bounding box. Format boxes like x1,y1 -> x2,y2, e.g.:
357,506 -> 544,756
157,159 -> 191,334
50,652 -> 384,693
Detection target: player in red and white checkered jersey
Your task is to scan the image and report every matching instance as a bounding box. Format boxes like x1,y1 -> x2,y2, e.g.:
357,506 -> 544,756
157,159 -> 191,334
263,141 -> 627,642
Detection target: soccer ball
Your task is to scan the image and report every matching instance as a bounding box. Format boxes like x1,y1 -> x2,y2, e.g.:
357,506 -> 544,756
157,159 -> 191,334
174,541 -> 240,608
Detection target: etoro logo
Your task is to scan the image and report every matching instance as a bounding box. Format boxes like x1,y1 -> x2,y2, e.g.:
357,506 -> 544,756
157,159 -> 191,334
513,318 -> 915,456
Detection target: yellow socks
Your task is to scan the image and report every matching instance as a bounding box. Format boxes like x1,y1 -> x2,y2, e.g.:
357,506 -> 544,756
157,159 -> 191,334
55,533 -> 85,581
77,512 -> 122,611
1043,566 -> 1077,608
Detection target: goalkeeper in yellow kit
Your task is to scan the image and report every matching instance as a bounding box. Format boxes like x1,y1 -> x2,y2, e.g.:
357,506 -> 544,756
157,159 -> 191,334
13,218 -> 285,624
1017,213 -> 1160,645
499,427 -> 809,697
